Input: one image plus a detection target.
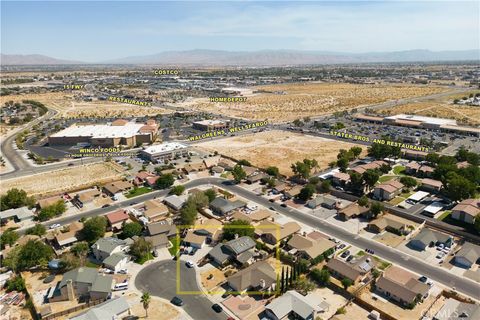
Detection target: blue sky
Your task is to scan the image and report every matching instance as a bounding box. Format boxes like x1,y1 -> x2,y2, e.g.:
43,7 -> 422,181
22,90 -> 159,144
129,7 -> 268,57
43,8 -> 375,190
1,1 -> 479,62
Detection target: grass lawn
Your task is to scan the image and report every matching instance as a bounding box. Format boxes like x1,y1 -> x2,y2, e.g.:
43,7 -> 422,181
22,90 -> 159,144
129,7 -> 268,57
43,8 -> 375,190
373,256 -> 392,270
169,237 -> 180,256
389,197 -> 405,206
125,186 -> 152,198
136,253 -> 154,265
85,260 -> 101,268
437,210 -> 451,221
378,175 -> 395,183
393,166 -> 406,175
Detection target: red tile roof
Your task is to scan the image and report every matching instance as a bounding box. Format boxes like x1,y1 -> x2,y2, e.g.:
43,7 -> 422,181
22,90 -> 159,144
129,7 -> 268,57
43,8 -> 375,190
106,210 -> 129,225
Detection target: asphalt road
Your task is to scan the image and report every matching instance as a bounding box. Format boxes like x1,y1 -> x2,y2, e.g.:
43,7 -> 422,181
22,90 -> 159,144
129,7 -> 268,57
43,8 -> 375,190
28,177 -> 480,300
135,260 -> 226,320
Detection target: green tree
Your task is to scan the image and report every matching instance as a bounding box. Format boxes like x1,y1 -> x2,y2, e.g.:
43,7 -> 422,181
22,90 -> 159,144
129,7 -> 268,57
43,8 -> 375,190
122,222 -> 143,238
297,184 -> 315,201
350,146 -> 363,159
16,240 -> 54,270
370,202 -> 384,218
71,241 -> 89,257
1,229 -> 19,249
318,180 -> 331,193
362,169 -> 380,192
5,276 -> 26,292
189,192 -> 210,209
292,276 -> 316,295
141,292 -> 151,317
349,172 -> 364,194
232,165 -> 247,183
336,157 -> 349,173
37,200 -> 66,221
223,220 -> 255,241
25,224 -> 46,236
180,200 -> 198,226
237,159 -> 251,166
400,176 -> 418,188
204,189 -> 216,202
130,238 -> 153,261
60,252 -> 81,271
170,185 -> 185,196
82,216 -> 107,243
291,161 -> 311,179
358,195 -> 369,207
266,166 -> 280,177
341,278 -> 353,290
0,188 -> 35,210
474,218 -> 480,234
155,174 -> 175,189
426,153 -> 440,165
444,172 -> 476,201
311,268 -> 330,286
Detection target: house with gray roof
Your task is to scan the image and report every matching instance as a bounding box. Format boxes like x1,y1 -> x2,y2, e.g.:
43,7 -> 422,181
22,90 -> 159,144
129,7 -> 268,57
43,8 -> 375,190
433,298 -> 480,320
50,267 -> 113,302
91,237 -> 132,261
208,236 -> 256,266
70,296 -> 130,320
454,243 -> 480,269
408,229 -> 453,251
227,261 -> 276,293
210,197 -> 246,215
326,255 -> 376,284
102,252 -> 129,273
146,222 -> 177,237
0,206 -> 35,223
306,195 -> 337,210
163,194 -> 187,211
265,290 -> 330,320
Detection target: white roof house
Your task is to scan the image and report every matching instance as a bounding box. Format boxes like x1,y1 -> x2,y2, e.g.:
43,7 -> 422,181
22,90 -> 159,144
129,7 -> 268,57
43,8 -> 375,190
408,191 -> 430,202
266,290 -> 329,320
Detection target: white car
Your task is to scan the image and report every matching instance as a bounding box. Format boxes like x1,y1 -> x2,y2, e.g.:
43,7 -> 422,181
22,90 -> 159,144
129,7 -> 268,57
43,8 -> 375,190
186,261 -> 195,268
49,223 -> 61,229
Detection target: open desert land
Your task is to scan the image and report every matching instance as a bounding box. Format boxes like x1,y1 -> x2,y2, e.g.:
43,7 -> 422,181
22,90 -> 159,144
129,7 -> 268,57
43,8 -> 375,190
184,83 -> 448,122
195,129 -> 367,176
0,92 -> 172,119
376,90 -> 480,126
0,162 -> 126,197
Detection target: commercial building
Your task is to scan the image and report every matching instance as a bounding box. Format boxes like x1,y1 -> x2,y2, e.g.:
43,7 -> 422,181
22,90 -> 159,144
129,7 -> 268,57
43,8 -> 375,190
193,119 -> 230,131
139,142 -> 189,164
48,119 -> 158,147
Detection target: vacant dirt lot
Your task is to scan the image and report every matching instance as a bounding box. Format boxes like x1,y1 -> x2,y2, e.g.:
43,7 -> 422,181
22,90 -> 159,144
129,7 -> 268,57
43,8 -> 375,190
1,162 -> 125,197
1,92 -> 171,119
185,83 -> 447,122
376,91 -> 480,126
195,130 -> 366,176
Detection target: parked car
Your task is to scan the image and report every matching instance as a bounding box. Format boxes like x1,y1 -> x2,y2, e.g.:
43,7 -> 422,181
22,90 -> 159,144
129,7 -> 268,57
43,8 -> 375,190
118,269 -> 128,274
171,296 -> 184,306
212,304 -> 223,313
101,204 -> 111,208
186,261 -> 195,268
340,250 -> 350,258
43,274 -> 55,284
49,223 -> 61,229
280,203 -> 287,208
346,255 -> 354,262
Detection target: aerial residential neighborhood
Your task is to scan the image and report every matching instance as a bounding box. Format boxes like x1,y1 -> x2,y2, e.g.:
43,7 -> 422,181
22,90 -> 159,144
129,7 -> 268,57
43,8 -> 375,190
1,1 -> 479,320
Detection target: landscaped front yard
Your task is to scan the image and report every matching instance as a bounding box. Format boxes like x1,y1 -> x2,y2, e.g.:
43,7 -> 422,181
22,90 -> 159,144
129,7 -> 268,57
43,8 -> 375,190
125,186 -> 152,198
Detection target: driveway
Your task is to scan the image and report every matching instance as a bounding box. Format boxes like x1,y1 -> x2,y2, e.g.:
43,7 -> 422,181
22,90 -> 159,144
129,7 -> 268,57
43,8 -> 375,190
135,260 -> 226,320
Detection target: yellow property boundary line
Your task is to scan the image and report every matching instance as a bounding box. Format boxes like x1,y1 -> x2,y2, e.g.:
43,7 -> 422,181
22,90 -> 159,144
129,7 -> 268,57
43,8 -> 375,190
175,224 -> 281,295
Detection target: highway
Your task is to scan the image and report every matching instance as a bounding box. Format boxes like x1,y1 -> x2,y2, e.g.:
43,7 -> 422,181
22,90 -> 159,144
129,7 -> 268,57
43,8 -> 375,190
23,177 -> 480,300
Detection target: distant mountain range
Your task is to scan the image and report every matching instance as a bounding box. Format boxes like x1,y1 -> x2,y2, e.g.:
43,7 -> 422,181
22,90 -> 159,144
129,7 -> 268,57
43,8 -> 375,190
2,49 -> 479,66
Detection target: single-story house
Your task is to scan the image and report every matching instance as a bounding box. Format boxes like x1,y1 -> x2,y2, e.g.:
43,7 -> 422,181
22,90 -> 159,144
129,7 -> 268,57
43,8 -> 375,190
265,290 -> 330,320
147,222 -> 177,237
420,178 -> 443,193
284,185 -> 303,199
242,166 -> 258,177
260,221 -> 301,245
184,230 -> 206,249
454,243 -> 480,269
337,203 -> 370,221
50,267 -> 112,302
103,180 -> 134,197
332,172 -> 351,187
246,173 -> 269,184
306,195 -> 337,210
105,210 -> 129,231
227,261 -> 276,293
91,237 -> 132,261
73,189 -> 101,207
102,252 -> 129,273
367,215 -> 414,235
54,221 -> 84,248
70,296 -> 130,320
143,200 -> 169,222
203,156 -> 221,169
433,298 -> 480,320
163,195 -> 188,211
231,209 -> 272,223
373,180 -> 404,201
408,229 -> 453,251
37,195 -> 64,210
272,182 -> 287,194
326,255 -> 376,284
417,165 -> 434,178
405,162 -> 421,175
210,197 -> 246,216
0,206 -> 35,223
286,234 -> 335,260
218,158 -> 236,170
376,266 -> 430,306
133,171 -> 157,186
452,199 -> 480,224
194,218 -> 223,243
183,162 -> 206,174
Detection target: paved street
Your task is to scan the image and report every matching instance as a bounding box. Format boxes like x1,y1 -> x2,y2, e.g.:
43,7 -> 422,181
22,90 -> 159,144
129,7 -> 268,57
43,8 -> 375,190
135,260 -> 226,320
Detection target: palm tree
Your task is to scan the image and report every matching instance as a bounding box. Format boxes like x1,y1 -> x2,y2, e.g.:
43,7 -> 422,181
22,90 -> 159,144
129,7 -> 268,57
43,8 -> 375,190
141,292 -> 151,318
